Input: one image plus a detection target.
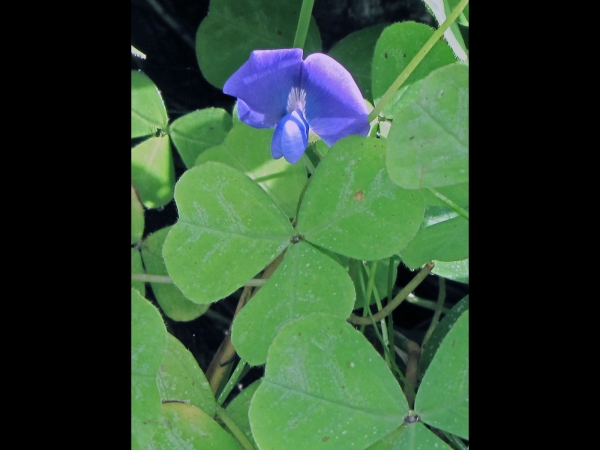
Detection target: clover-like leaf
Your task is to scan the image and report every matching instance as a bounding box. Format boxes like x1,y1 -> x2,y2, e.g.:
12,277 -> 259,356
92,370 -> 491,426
387,63 -> 468,190
131,288 -> 167,450
156,333 -> 216,416
145,402 -> 241,450
141,227 -> 209,321
432,259 -> 468,284
371,21 -> 456,119
297,135 -> 424,260
415,309 -> 468,439
232,241 -> 355,366
131,135 -> 175,209
163,162 -> 294,304
169,108 -> 232,168
131,71 -> 168,139
400,215 -> 468,269
249,313 -> 408,450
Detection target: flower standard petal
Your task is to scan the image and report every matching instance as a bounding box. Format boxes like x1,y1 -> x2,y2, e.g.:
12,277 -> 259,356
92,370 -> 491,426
301,53 -> 370,146
271,109 -> 309,164
223,49 -> 303,128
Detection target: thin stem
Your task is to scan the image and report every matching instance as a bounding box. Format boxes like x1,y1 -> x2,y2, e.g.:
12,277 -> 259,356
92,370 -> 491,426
368,0 -> 470,122
206,286 -> 252,394
203,309 -> 231,327
356,260 -> 370,334
386,257 -> 396,359
427,187 -> 469,221
244,279 -> 267,287
349,263 -> 435,325
406,294 -> 451,314
217,359 -> 248,405
131,274 -> 172,283
215,407 -> 255,450
364,261 -> 389,361
422,277 -> 446,348
292,0 -> 316,50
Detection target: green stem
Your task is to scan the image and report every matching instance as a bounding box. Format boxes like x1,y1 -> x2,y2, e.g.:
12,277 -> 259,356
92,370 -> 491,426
349,263 -> 435,325
368,0 -> 470,122
292,0 -> 316,49
131,274 -> 172,283
365,261 -> 389,359
356,261 -> 370,334
406,294 -> 451,314
216,407 -> 255,450
427,187 -> 469,221
422,278 -> 446,348
217,359 -> 248,405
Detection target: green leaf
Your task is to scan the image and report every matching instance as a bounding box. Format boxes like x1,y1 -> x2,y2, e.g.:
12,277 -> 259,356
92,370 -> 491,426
169,108 -> 232,168
328,24 -> 386,102
141,226 -> 209,321
366,422 -> 452,449
195,124 -> 307,218
297,136 -> 424,260
226,379 -> 263,450
421,295 -> 469,375
371,22 -> 456,119
131,71 -> 168,139
163,162 -> 294,304
400,215 -> 468,269
249,313 -> 407,450
145,402 -> 242,450
157,333 -> 216,416
415,309 -> 468,439
232,241 -> 356,366
195,0 -> 321,89
431,259 -> 468,284
131,185 -> 145,244
131,135 -> 175,209
131,248 -> 146,297
131,288 -> 168,450
386,63 -> 469,190
421,0 -> 468,61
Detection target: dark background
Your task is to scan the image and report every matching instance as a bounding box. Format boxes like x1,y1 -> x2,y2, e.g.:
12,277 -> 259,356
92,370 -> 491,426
131,0 -> 468,397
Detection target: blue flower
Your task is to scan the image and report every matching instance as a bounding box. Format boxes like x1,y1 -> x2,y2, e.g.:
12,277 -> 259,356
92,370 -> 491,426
223,48 -> 370,164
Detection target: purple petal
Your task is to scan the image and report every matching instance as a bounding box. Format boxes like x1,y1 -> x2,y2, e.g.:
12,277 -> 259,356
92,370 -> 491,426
223,49 -> 303,128
301,53 -> 370,146
271,109 -> 309,164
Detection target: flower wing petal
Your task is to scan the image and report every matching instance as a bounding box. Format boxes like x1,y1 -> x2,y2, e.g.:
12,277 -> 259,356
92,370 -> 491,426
301,53 -> 370,146
271,109 -> 309,164
223,49 -> 303,128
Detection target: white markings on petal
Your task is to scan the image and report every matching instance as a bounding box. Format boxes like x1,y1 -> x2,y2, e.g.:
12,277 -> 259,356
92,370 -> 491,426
286,87 -> 306,115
